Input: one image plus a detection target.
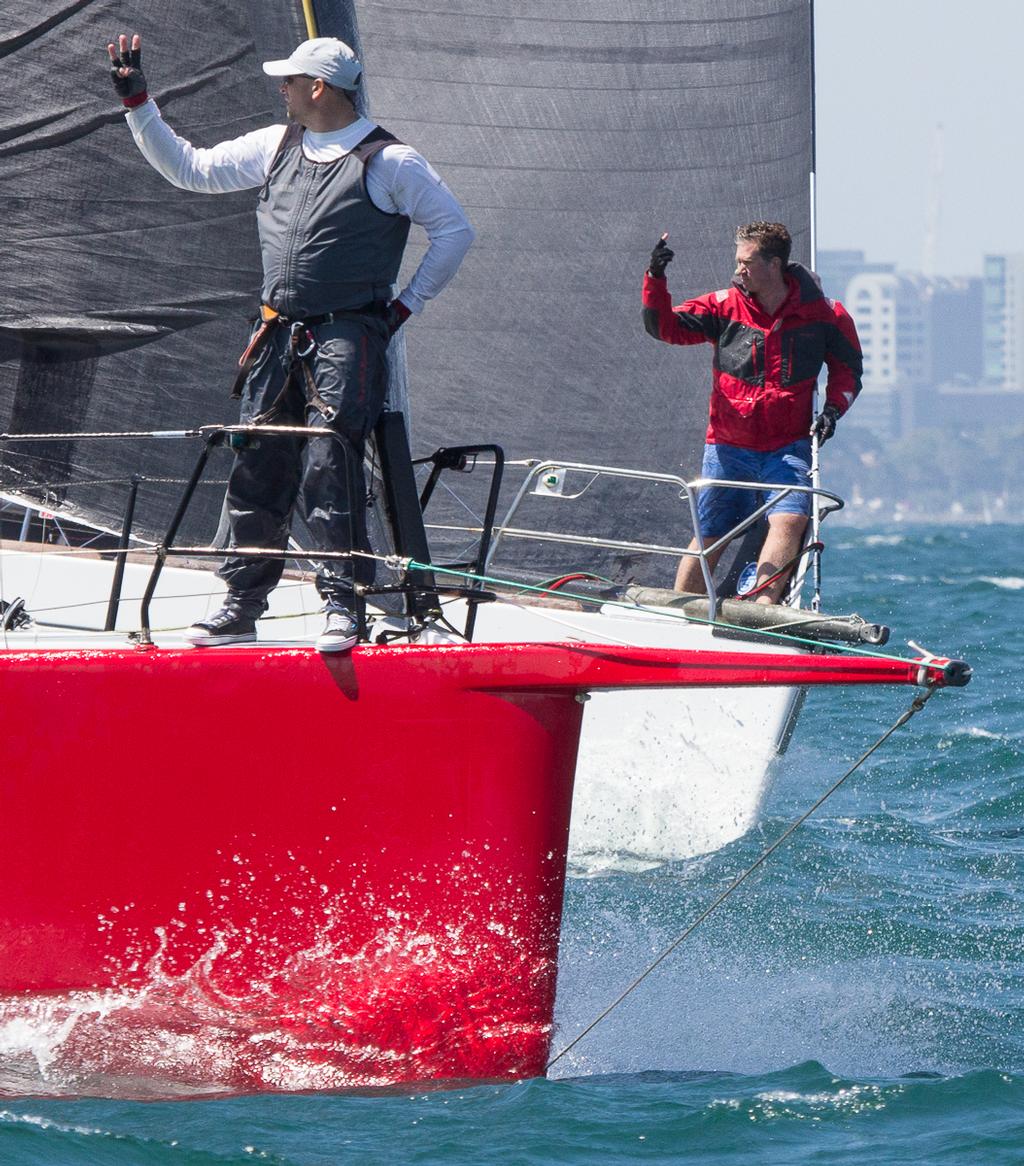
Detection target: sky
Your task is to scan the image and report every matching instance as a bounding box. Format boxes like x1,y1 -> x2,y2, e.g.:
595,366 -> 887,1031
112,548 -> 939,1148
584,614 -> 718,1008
814,0 -> 1023,278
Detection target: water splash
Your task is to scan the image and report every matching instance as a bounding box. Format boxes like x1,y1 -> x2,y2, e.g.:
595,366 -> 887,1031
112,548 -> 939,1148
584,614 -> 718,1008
0,855 -> 559,1098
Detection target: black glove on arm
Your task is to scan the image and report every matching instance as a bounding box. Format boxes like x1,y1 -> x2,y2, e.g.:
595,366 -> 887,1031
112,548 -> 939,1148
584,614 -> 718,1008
108,35 -> 148,108
812,403 -> 841,443
648,235 -> 674,279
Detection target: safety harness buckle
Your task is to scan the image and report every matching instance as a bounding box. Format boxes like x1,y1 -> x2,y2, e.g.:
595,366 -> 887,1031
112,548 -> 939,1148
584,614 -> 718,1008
291,321 -> 317,359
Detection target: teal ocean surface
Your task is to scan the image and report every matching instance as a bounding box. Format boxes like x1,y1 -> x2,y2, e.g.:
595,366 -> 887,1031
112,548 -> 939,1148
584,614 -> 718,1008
2,525 -> 1021,1164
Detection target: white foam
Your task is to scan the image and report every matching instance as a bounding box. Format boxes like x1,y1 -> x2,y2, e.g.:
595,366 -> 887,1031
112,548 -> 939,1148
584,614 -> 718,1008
0,1108 -> 116,1138
942,725 -> 1020,744
747,1082 -> 890,1117
978,576 -> 1024,590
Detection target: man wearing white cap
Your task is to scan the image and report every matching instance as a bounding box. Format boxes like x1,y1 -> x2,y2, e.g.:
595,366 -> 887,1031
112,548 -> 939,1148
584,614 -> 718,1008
106,33 -> 475,651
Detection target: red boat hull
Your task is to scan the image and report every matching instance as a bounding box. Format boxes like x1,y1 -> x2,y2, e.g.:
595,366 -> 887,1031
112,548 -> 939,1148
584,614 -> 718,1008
0,641 -> 960,1092
1,645 -> 585,1088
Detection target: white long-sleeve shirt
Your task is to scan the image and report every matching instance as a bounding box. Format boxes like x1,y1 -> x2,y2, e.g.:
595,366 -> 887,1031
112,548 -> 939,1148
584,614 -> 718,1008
125,101 -> 474,315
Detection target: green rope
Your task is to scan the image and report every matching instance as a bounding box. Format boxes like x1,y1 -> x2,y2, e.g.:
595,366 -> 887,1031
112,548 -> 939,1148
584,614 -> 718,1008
408,558 -> 926,669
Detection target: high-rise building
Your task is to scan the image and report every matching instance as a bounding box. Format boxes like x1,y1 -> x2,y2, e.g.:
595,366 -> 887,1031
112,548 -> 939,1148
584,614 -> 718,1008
814,249 -> 895,303
843,272 -> 983,436
929,276 -> 983,385
983,254 -> 1024,389
843,272 -> 921,435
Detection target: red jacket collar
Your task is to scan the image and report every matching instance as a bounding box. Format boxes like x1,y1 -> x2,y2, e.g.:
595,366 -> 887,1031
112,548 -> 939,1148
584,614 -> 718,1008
732,264 -> 823,320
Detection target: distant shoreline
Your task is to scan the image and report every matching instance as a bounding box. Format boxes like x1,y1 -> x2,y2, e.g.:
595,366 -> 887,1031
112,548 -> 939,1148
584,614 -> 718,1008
831,513 -> 1023,527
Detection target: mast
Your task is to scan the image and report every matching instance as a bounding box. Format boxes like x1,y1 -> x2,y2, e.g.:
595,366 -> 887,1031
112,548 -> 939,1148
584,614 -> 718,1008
807,0 -> 824,611
809,0 -> 818,270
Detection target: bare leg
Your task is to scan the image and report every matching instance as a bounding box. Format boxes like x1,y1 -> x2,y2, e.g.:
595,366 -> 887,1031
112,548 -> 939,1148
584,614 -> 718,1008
753,513 -> 808,605
674,538 -> 725,593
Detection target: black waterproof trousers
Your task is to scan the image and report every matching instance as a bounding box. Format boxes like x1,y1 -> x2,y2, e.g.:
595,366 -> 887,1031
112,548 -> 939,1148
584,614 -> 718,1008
218,313 -> 390,611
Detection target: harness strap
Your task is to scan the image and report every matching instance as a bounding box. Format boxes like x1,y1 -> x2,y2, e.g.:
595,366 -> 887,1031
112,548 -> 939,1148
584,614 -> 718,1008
231,303 -> 386,403
244,323 -> 337,426
263,301 -> 388,326
292,327 -> 337,422
230,314 -> 278,398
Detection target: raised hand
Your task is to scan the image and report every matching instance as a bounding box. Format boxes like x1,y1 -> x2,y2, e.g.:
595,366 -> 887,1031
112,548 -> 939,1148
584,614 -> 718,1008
107,33 -> 148,108
648,232 -> 674,278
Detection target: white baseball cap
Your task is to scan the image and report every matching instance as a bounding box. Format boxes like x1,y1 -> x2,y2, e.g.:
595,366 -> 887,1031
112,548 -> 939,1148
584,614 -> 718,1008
262,37 -> 362,89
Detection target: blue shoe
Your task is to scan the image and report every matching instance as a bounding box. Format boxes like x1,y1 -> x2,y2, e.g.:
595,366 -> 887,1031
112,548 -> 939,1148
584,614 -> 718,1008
316,609 -> 359,653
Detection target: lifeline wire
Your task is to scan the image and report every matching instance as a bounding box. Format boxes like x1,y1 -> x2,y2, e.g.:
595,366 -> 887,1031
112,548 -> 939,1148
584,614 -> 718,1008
545,685 -> 938,1073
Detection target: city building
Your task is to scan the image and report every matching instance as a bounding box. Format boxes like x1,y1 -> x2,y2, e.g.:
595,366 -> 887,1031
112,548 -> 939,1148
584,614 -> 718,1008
814,249 -> 894,303
842,271 -> 983,437
983,253 -> 1024,389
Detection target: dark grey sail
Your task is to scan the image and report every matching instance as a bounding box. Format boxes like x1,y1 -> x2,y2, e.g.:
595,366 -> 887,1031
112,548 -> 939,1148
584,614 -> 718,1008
1,0 -> 813,589
344,0 -> 814,583
0,2 -> 306,542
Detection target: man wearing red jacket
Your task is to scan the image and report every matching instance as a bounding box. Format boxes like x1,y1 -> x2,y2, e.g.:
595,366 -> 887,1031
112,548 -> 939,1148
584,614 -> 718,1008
642,221 -> 862,604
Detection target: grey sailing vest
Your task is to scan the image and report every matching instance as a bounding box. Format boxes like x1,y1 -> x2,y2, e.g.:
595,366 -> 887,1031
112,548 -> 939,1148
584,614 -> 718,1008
256,124 -> 412,318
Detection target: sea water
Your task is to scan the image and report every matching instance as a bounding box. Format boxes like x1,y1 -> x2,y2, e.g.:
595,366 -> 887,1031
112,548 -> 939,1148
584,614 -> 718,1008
1,524 -> 1021,1164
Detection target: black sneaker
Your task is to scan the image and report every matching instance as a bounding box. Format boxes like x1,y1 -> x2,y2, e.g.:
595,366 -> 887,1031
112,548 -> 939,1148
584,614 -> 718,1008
316,609 -> 359,653
185,606 -> 258,646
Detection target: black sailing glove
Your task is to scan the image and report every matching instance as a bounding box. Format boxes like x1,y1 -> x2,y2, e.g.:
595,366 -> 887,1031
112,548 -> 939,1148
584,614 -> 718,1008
108,35 -> 149,108
385,299 -> 412,337
648,236 -> 675,279
812,403 -> 841,443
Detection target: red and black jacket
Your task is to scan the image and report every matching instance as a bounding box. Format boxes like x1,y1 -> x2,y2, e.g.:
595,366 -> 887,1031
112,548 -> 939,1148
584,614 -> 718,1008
642,264 -> 862,451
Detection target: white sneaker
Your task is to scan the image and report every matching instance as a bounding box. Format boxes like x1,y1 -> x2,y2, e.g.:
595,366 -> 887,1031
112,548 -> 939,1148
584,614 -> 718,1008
316,609 -> 359,653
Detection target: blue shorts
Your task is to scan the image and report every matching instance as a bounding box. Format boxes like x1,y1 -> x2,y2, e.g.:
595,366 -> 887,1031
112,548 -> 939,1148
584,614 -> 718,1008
695,440 -> 812,539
